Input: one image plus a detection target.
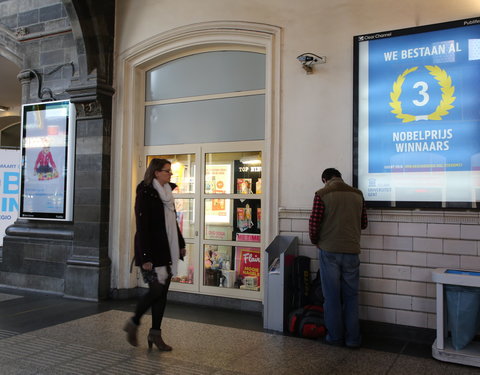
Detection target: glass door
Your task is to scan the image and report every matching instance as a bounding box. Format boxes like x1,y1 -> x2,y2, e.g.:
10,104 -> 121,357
201,149 -> 262,299
144,141 -> 263,300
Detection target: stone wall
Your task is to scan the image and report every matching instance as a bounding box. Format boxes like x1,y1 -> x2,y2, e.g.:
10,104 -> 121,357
0,0 -> 76,101
0,0 -> 115,301
0,0 -> 75,294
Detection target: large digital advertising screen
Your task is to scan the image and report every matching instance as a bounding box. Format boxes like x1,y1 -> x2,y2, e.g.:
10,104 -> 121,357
19,100 -> 76,220
354,17 -> 480,208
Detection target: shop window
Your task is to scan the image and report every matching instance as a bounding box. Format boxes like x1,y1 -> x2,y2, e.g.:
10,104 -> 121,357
204,244 -> 260,291
203,151 -> 262,291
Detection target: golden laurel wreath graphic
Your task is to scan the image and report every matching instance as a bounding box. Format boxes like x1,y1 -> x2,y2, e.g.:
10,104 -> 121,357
389,65 -> 456,123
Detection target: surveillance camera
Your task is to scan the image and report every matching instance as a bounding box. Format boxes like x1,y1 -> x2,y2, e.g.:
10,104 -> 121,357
296,53 -> 326,65
296,53 -> 326,74
297,54 -> 317,63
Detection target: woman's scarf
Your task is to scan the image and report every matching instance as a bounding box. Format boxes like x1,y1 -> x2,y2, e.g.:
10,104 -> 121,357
152,178 -> 180,278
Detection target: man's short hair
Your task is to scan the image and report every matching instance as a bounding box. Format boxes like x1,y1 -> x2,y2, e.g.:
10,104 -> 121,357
322,168 -> 342,181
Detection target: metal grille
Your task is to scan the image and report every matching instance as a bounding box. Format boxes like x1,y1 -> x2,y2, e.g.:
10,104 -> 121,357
0,332 -> 226,375
0,329 -> 19,340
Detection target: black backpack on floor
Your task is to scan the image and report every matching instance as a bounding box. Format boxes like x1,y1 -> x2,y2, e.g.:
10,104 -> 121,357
309,270 -> 324,306
291,256 -> 311,309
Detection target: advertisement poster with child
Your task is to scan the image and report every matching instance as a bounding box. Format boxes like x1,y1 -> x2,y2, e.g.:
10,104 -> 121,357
22,103 -> 68,216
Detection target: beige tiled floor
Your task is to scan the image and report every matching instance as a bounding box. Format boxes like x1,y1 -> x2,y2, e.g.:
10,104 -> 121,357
0,310 -> 479,375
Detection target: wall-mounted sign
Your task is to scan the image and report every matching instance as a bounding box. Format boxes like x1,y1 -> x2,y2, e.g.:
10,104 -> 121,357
19,100 -> 76,220
354,16 -> 480,208
0,149 -> 20,246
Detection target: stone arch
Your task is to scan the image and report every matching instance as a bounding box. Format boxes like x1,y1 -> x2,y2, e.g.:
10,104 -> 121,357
0,24 -> 23,69
62,0 -> 114,87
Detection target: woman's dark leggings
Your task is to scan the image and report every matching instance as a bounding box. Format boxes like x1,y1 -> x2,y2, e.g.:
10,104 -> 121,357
132,276 -> 171,329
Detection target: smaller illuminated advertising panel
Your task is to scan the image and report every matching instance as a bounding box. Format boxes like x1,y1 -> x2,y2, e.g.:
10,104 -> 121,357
20,100 -> 76,220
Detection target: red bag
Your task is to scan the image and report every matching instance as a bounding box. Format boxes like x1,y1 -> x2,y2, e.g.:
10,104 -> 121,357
288,305 -> 326,339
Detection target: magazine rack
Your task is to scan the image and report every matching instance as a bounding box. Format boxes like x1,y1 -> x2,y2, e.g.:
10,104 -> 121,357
432,268 -> 480,367
263,235 -> 298,332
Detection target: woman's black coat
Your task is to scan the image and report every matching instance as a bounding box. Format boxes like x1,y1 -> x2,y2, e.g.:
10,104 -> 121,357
134,181 -> 186,267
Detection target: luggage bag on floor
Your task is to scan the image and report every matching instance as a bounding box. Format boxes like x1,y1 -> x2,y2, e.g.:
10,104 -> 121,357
288,304 -> 326,339
291,256 -> 311,309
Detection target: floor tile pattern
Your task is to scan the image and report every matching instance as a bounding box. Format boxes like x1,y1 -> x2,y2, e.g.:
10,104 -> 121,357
1,288 -> 480,374
0,310 -> 479,374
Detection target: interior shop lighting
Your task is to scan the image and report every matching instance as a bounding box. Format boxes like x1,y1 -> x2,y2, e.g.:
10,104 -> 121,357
0,106 -> 9,112
240,156 -> 262,165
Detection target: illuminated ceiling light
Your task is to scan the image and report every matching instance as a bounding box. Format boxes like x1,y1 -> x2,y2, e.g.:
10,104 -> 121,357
240,155 -> 262,165
171,161 -> 182,173
0,105 -> 9,112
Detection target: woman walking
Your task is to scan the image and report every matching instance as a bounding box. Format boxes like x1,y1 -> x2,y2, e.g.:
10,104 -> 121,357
123,158 -> 186,351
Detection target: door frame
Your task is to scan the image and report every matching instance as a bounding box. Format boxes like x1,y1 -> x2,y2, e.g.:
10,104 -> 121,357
111,21 -> 281,301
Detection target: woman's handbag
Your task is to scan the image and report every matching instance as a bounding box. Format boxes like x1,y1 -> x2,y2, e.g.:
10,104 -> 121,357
141,268 -> 158,284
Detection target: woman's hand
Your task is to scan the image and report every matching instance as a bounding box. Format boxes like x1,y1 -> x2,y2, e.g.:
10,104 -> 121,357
142,262 -> 153,271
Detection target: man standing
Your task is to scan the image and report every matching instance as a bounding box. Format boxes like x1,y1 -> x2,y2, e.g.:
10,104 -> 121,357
309,168 -> 368,348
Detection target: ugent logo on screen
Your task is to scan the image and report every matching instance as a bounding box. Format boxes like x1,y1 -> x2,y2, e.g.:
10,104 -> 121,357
389,66 -> 455,122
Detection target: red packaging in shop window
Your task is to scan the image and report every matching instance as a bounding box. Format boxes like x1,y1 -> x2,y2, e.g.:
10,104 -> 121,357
236,247 -> 261,286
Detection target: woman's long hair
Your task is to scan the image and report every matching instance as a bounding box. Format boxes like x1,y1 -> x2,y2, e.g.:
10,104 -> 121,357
143,158 -> 171,185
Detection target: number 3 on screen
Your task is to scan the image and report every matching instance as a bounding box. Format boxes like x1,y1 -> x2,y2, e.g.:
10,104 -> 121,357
413,81 -> 429,107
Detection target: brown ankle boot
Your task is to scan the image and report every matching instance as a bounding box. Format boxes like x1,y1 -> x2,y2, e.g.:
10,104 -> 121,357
123,318 -> 138,347
147,328 -> 172,351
